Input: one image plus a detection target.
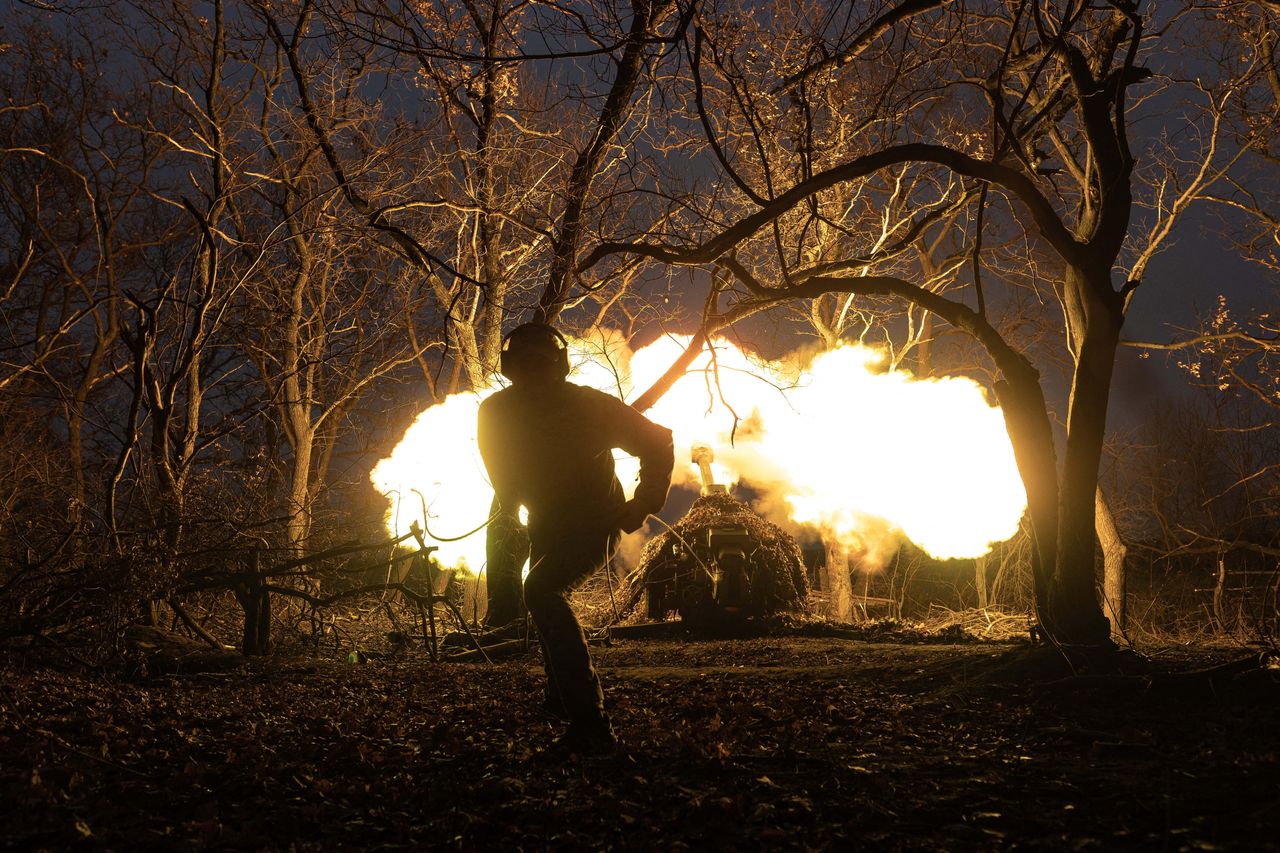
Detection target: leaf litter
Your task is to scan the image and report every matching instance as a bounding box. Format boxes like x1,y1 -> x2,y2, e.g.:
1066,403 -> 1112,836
1,636 -> 1277,850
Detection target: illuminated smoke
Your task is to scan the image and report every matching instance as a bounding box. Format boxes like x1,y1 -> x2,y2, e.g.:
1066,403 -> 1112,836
370,332 -> 1027,573
633,336 -> 1027,564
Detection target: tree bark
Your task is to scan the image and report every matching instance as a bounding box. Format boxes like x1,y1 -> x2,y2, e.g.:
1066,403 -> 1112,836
1049,271 -> 1122,646
992,371 -> 1057,622
286,429 -> 313,550
236,552 -> 272,656
1095,487 -> 1127,638
823,541 -> 853,622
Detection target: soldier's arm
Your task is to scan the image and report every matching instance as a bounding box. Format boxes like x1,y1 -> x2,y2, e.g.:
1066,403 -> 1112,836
609,397 -> 675,517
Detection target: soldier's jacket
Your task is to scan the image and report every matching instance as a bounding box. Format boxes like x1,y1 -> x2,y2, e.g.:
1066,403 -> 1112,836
477,381 -> 674,547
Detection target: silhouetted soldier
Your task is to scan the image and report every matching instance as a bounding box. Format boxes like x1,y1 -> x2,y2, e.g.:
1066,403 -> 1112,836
478,323 -> 673,753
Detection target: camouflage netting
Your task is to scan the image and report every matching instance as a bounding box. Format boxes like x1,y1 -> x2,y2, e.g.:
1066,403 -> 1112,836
615,493 -> 810,620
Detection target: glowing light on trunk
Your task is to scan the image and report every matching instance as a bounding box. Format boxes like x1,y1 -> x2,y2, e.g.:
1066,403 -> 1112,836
370,332 -> 1026,573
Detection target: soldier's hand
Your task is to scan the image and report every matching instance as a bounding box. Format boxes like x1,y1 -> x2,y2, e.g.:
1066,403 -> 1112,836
613,499 -> 651,534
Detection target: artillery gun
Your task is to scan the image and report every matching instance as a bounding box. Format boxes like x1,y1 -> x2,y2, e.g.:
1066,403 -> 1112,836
636,444 -> 809,623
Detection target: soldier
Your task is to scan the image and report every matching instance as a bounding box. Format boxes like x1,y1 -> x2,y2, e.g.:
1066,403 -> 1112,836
478,323 -> 673,754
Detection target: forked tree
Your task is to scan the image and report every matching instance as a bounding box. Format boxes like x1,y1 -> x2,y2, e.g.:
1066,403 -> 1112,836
579,0 -> 1275,652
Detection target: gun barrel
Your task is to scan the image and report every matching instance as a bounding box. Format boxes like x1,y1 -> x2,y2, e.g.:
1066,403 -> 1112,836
691,443 -> 726,496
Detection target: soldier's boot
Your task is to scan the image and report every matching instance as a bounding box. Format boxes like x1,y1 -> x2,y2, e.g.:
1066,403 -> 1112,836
552,712 -> 617,757
542,687 -> 571,721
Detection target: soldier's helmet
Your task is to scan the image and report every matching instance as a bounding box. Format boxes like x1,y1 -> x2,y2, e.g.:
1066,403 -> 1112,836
499,323 -> 571,383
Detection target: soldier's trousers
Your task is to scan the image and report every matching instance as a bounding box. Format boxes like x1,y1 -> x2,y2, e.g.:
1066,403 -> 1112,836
523,528 -> 619,726
484,499 -> 529,628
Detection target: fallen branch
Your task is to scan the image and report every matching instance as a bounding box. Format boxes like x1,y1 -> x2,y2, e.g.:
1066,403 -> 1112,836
166,598 -> 224,650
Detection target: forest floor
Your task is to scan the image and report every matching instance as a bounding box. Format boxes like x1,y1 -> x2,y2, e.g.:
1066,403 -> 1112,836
2,629 -> 1278,851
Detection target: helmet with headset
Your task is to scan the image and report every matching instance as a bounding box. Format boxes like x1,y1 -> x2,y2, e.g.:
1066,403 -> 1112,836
498,322 -> 571,382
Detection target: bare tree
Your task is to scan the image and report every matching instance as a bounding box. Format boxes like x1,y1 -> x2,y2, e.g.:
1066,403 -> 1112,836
578,1 -> 1277,652
0,20 -> 168,531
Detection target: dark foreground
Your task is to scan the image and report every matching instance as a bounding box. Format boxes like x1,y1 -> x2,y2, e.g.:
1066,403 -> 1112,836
2,636 -> 1277,851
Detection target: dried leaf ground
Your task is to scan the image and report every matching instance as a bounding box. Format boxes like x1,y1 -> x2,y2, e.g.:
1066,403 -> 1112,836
2,637 -> 1277,850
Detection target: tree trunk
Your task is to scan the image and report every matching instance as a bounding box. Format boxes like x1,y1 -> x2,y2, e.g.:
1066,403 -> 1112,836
1049,275 -> 1121,647
66,318 -> 114,523
1095,487 -> 1127,638
452,320 -> 486,391
915,311 -> 933,377
992,370 -> 1057,621
1212,556 -> 1227,633
236,552 -> 271,656
823,540 -> 853,622
975,555 -> 989,611
286,428 -> 313,550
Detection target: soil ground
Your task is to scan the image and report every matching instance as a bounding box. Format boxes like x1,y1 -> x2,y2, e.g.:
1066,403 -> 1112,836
2,634 -> 1278,851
